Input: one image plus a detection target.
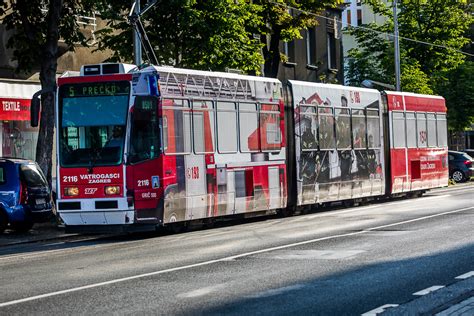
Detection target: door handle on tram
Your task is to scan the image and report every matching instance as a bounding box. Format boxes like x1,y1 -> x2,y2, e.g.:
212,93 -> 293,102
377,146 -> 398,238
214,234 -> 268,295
165,170 -> 172,175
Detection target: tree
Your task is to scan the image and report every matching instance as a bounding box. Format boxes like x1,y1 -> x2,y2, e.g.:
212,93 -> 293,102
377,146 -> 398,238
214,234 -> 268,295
97,0 -> 344,77
436,61 -> 474,131
345,0 -> 472,93
97,0 -> 265,74
0,0 -> 98,184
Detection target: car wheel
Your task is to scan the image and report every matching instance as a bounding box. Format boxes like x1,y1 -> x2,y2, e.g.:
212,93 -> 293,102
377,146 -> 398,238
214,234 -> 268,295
452,170 -> 466,183
11,221 -> 34,233
0,211 -> 8,234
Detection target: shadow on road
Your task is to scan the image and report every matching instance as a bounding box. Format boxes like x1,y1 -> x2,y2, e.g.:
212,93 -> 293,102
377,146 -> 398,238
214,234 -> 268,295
194,243 -> 474,315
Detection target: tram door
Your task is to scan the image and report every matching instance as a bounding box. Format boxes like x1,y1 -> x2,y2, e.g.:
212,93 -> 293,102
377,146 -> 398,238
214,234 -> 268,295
184,111 -> 207,219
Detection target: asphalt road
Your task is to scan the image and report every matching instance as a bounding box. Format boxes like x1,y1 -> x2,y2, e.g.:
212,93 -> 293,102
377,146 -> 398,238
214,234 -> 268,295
0,185 -> 473,315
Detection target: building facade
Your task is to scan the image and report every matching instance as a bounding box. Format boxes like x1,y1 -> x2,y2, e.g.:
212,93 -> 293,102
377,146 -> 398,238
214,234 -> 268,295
278,8 -> 344,84
341,0 -> 390,83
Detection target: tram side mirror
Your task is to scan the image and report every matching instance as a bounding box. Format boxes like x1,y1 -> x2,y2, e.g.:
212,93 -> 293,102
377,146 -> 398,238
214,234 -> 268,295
30,88 -> 56,127
30,96 -> 41,127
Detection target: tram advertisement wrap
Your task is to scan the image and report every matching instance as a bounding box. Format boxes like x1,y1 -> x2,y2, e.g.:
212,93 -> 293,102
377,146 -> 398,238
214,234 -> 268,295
290,81 -> 385,206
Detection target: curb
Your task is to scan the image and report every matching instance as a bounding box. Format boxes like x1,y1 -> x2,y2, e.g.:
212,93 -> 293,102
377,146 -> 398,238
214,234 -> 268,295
382,277 -> 474,315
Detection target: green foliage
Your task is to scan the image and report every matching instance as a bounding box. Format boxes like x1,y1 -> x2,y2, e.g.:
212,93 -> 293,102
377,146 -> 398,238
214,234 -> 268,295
401,63 -> 433,95
436,61 -> 474,131
96,0 -> 264,74
398,0 -> 471,74
345,0 -> 472,93
0,0 -> 98,74
96,0 -> 343,77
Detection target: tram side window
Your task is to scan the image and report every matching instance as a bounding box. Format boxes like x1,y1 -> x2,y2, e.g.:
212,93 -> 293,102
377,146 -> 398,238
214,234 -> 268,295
392,112 -> 406,148
319,107 -> 336,149
163,99 -> 192,155
217,101 -> 238,153
129,96 -> 160,163
352,109 -> 366,149
239,103 -> 259,152
437,114 -> 448,147
335,108 -> 351,150
193,100 -> 215,154
300,105 -> 318,151
427,113 -> 437,147
260,104 -> 282,151
416,112 -> 427,148
367,109 -> 380,148
406,112 -> 417,148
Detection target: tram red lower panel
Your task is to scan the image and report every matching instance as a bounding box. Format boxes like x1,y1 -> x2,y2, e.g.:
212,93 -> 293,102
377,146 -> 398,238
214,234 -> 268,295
390,148 -> 448,194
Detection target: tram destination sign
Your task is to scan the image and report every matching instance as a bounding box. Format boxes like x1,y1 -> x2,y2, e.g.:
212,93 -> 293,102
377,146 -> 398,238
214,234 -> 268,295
62,81 -> 130,98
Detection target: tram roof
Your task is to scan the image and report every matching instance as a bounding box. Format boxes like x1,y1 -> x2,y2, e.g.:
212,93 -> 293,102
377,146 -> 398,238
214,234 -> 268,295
146,65 -> 282,85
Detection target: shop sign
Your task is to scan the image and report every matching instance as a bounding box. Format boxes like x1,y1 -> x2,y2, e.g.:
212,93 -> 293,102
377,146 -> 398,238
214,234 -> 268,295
0,98 -> 30,121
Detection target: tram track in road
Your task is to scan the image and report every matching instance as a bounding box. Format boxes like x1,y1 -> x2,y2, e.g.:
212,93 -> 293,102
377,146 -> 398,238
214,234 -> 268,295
0,185 -> 471,260
0,204 -> 473,308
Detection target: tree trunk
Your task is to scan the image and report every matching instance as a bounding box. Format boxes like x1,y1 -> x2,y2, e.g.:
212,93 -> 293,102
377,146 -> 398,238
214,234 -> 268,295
36,0 -> 63,187
262,29 -> 281,78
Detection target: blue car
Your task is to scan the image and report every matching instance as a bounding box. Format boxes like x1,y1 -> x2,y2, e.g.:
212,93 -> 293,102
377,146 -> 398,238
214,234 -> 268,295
0,158 -> 53,233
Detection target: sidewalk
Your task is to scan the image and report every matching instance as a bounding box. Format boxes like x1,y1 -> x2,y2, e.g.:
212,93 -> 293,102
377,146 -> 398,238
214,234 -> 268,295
0,221 -> 73,247
436,297 -> 474,316
382,277 -> 474,315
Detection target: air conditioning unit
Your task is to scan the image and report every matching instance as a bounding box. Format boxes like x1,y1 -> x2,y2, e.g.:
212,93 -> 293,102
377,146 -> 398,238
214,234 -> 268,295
80,63 -> 136,76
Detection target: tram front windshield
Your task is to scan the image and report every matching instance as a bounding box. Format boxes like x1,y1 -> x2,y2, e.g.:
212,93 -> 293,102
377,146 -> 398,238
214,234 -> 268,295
58,81 -> 130,167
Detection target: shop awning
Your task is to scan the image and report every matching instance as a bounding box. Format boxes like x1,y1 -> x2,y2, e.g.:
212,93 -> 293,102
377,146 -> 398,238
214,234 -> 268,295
0,80 -> 40,121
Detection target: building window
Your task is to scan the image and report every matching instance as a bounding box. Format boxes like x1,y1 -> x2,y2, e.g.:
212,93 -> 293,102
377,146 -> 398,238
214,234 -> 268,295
357,0 -> 362,6
327,33 -> 337,70
306,28 -> 316,65
357,9 -> 362,25
346,10 -> 352,26
285,40 -> 296,62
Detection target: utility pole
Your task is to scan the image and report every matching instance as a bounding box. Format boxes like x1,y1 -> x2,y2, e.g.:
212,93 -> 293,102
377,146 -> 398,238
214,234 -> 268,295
133,0 -> 142,65
393,0 -> 401,91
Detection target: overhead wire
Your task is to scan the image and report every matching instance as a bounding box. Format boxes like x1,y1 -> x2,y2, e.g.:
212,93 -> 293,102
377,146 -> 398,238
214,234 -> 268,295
268,0 -> 474,57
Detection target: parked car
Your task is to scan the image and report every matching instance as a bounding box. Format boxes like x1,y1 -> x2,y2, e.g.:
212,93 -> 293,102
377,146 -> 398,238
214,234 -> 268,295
0,158 -> 53,233
448,151 -> 474,183
463,149 -> 474,159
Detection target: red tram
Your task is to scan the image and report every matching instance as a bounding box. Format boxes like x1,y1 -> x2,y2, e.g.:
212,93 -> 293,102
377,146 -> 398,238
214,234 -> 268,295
32,63 -> 447,232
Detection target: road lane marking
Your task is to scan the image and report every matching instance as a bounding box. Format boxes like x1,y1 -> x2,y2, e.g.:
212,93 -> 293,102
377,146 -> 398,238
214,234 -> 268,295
301,194 -> 452,219
0,205 -> 472,308
247,284 -> 305,299
455,271 -> 474,279
361,304 -> 399,315
260,250 -> 365,260
177,284 -> 227,298
413,285 -> 445,296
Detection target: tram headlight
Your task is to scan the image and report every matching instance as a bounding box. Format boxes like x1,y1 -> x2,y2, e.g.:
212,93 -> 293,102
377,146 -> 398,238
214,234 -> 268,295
105,185 -> 121,195
64,187 -> 79,196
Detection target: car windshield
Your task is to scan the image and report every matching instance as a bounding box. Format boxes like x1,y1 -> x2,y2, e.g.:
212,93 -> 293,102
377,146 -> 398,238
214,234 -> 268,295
58,81 -> 130,167
20,164 -> 46,187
